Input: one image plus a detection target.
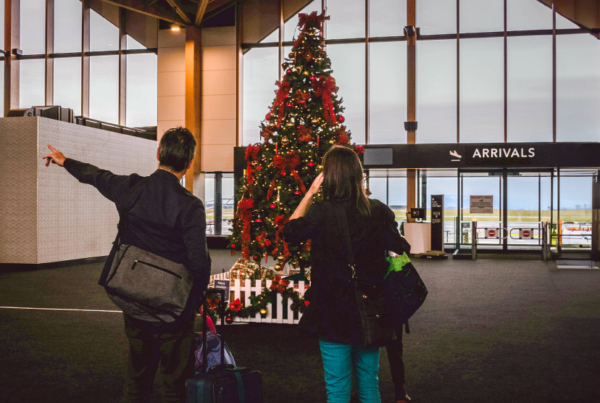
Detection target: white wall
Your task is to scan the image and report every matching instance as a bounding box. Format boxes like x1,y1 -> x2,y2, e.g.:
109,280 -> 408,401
0,117 -> 157,264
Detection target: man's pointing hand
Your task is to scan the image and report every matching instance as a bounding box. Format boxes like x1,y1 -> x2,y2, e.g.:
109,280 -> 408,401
42,145 -> 66,167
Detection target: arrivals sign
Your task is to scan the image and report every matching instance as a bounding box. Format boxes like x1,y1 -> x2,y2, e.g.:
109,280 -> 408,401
470,196 -> 494,214
361,142 -> 600,169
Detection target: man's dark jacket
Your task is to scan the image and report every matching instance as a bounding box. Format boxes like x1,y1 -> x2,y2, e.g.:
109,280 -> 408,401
64,158 -> 211,327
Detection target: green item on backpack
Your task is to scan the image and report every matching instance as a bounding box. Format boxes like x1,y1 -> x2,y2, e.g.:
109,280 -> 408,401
384,253 -> 411,279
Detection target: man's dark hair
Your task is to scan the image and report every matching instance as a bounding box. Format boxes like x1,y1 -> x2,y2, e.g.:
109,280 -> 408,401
158,127 -> 196,172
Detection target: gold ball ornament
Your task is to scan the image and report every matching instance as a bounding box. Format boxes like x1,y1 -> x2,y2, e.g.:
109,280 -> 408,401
303,70 -> 310,76
318,165 -> 323,170
274,263 -> 283,271
281,136 -> 290,145
260,308 -> 268,315
277,254 -> 285,262
329,139 -> 335,144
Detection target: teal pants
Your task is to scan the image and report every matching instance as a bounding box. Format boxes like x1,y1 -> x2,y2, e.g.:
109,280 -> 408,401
319,340 -> 381,403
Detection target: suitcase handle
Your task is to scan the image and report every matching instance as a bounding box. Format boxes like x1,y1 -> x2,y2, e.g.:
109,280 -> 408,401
202,288 -> 226,372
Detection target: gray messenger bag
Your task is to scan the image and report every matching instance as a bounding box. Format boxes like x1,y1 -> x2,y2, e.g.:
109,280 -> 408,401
105,244 -> 194,324
103,197 -> 194,325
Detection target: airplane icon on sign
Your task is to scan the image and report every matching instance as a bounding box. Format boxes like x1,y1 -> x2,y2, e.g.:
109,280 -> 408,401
450,150 -> 462,161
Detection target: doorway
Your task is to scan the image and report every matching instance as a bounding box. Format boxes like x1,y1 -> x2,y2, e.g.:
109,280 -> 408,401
457,168 -> 597,254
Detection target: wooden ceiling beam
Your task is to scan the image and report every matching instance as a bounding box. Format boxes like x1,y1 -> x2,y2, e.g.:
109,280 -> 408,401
96,0 -> 186,24
165,0 -> 192,25
195,0 -> 210,26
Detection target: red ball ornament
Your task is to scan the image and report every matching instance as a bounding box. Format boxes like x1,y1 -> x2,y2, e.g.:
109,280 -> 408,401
270,203 -> 277,209
226,316 -> 234,324
256,218 -> 262,223
294,190 -> 301,195
286,69 -> 292,74
309,76 -> 316,81
253,255 -> 259,261
338,116 -> 345,122
308,162 -> 315,167
286,103 -> 293,107
231,244 -> 235,248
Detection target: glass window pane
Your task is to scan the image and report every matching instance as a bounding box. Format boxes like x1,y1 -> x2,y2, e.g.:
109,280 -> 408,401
284,0 -> 320,42
369,177 -> 386,204
417,39 -> 456,143
54,0 -> 82,53
326,0 -> 365,39
20,0 -> 46,54
417,0 -> 456,36
556,12 -> 579,29
460,0 -> 503,33
54,57 -> 81,116
507,36 -> 552,142
222,174 -> 234,235
205,174 -> 215,234
0,0 -> 5,49
127,35 -> 146,50
369,42 -> 406,144
127,53 -> 157,127
371,0 -> 406,37
261,29 -> 279,43
243,48 -> 278,145
90,10 -> 119,52
90,55 -> 119,123
389,177 -> 407,223
507,0 -> 552,31
557,34 -> 600,142
460,37 -> 503,143
20,59 -> 45,108
327,43 -> 366,143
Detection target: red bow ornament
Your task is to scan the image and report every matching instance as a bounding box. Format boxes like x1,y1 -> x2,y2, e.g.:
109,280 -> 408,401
297,11 -> 330,42
267,151 -> 307,200
295,90 -> 310,108
272,215 -> 291,259
245,144 -> 260,194
312,76 -> 338,124
229,298 -> 243,312
237,198 -> 254,259
271,79 -> 291,128
298,126 -> 313,142
270,275 -> 291,293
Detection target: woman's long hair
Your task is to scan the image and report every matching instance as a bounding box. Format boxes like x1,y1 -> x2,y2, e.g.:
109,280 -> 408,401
321,146 -> 371,216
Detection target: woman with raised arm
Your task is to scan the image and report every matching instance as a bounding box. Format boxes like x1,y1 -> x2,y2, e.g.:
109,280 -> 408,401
283,146 -> 410,403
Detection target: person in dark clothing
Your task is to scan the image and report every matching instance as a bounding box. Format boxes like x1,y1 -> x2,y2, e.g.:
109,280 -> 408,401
42,127 -> 211,403
283,146 -> 409,403
386,329 -> 410,403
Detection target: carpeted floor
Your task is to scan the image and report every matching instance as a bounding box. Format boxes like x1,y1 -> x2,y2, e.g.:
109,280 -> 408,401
1,254 -> 599,403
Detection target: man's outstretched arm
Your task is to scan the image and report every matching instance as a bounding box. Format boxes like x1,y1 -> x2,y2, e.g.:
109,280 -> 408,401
43,144 -> 132,205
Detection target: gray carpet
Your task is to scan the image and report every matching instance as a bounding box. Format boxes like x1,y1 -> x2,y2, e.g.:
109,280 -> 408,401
0,254 -> 599,403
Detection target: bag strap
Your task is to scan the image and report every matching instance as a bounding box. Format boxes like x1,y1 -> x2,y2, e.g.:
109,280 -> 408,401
98,181 -> 145,286
333,206 -> 357,281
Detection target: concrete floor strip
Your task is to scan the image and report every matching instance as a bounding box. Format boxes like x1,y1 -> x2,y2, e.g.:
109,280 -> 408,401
0,306 -> 122,313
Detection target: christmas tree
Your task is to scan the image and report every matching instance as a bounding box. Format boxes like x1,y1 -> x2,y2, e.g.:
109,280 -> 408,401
228,11 -> 364,273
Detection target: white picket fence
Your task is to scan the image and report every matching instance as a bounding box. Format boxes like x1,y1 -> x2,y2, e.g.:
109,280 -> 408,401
209,274 -> 308,324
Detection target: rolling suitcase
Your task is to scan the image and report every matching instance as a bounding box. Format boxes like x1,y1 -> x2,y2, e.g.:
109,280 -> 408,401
186,288 -> 263,403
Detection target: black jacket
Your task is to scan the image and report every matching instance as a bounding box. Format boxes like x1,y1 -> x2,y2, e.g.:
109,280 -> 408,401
283,198 -> 407,345
64,159 -> 211,326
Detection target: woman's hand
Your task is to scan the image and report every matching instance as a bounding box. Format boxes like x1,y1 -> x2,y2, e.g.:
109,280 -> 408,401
308,173 -> 324,197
